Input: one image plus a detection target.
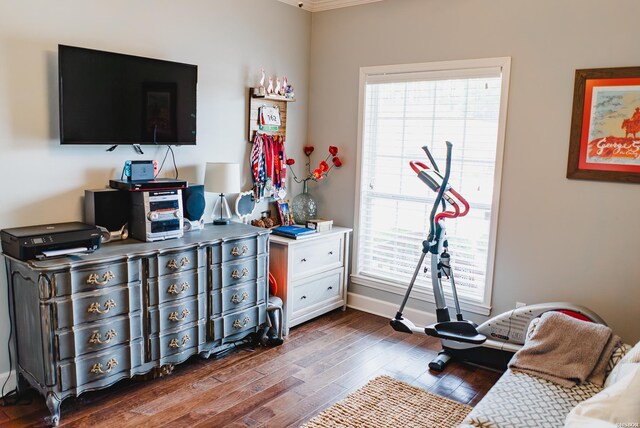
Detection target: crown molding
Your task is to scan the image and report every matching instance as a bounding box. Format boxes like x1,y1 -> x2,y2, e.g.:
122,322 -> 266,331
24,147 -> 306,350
276,0 -> 383,12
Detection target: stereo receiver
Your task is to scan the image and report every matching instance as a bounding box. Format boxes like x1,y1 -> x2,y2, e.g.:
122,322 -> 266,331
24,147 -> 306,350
129,189 -> 184,242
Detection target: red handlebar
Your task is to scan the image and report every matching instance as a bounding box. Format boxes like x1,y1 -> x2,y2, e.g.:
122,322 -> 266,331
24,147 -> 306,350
410,160 -> 469,223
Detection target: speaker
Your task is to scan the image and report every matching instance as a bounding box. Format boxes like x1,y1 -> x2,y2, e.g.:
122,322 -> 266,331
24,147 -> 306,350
182,184 -> 205,232
84,189 -> 130,242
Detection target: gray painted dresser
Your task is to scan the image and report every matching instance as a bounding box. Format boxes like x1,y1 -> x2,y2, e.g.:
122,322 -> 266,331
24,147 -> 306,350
3,223 -> 270,426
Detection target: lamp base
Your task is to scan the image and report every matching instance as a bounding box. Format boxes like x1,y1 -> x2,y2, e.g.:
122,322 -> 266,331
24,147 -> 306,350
213,218 -> 231,225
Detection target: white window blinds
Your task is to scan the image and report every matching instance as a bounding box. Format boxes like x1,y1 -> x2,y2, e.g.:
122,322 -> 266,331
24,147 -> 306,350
353,59 -> 509,309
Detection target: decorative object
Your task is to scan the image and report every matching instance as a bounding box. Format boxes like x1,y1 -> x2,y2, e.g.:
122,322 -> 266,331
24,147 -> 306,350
287,145 -> 343,224
204,162 -> 240,225
234,191 -> 256,224
300,375 -> 471,428
567,66 -> 640,183
259,68 -> 266,96
277,200 -> 294,226
291,181 -> 317,225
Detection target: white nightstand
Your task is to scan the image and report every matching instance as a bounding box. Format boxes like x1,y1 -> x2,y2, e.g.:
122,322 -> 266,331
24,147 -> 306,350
269,226 -> 352,335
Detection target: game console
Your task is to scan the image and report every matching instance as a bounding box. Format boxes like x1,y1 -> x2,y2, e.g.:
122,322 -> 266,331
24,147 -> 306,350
124,160 -> 158,181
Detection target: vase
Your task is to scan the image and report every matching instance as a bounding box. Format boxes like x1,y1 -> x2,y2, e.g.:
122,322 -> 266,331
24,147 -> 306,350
292,181 -> 317,224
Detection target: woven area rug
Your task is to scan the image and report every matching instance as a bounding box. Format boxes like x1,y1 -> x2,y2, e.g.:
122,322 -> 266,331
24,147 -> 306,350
301,375 -> 472,428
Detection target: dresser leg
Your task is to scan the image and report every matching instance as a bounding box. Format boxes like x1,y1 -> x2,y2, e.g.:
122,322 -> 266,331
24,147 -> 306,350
44,392 -> 61,426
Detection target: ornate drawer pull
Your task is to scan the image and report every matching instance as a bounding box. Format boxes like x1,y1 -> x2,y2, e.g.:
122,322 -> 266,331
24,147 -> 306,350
167,282 -> 190,295
231,291 -> 249,304
232,316 -> 251,329
168,308 -> 190,322
300,258 -> 307,263
87,299 -> 116,314
328,251 -> 334,255
89,329 -> 117,345
168,334 -> 191,349
327,286 -> 333,290
167,257 -> 190,270
87,271 -> 114,286
90,358 -> 118,375
231,245 -> 249,256
231,268 -> 249,280
301,295 -> 307,300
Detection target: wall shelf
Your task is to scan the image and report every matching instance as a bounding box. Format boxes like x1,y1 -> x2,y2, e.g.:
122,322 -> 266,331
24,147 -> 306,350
248,87 -> 295,142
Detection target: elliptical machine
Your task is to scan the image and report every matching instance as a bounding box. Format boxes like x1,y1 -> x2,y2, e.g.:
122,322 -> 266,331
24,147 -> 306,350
390,141 -> 605,372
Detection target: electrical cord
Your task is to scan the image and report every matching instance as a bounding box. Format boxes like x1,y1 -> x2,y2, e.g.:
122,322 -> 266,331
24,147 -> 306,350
156,145 -> 179,179
1,268 -> 32,407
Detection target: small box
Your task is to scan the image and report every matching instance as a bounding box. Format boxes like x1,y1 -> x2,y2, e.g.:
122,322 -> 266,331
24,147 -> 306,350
306,218 -> 333,232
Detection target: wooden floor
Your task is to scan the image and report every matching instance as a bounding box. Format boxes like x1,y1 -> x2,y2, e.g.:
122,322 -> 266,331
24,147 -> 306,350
0,309 -> 501,427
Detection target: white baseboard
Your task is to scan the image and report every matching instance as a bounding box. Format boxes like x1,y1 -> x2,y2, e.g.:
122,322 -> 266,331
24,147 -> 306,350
0,370 -> 16,395
346,292 -> 437,326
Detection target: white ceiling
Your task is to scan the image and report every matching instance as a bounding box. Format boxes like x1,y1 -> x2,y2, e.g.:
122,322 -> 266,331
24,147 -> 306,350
277,0 -> 384,12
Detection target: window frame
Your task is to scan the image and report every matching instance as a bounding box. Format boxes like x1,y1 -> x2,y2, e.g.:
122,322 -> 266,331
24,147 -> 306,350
351,57 -> 511,316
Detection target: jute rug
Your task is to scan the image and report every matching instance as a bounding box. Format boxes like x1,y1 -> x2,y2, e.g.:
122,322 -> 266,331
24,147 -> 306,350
301,375 -> 472,428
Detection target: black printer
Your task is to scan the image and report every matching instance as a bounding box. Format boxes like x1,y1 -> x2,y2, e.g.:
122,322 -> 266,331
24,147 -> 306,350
1,222 -> 102,261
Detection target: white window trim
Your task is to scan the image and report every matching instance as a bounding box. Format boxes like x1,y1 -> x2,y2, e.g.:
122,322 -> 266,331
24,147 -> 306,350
351,57 -> 511,316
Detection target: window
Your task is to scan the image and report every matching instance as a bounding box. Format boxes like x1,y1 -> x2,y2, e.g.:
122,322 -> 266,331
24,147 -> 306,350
352,58 -> 510,314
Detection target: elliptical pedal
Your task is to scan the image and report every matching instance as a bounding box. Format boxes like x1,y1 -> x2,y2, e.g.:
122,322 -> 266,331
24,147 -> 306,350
425,320 -> 487,345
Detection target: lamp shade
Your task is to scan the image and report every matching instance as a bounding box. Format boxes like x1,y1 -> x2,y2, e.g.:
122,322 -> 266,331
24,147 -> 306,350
204,162 -> 240,194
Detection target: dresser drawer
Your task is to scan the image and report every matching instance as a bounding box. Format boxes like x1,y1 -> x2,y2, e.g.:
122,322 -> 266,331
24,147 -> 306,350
290,235 -> 343,280
210,304 -> 266,342
52,260 -> 141,297
220,278 -> 266,315
215,255 -> 266,289
292,268 -> 343,315
56,312 -> 143,361
221,237 -> 258,262
55,283 -> 142,330
149,248 -> 206,278
58,340 -> 144,392
149,321 -> 205,361
147,266 -> 205,306
148,295 -> 205,335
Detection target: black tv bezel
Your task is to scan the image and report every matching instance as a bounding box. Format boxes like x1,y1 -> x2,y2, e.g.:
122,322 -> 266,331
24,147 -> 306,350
58,44 -> 198,146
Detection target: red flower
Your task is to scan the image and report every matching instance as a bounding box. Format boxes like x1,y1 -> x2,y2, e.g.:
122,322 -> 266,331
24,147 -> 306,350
304,146 -> 315,156
319,160 -> 329,172
332,156 -> 342,167
313,168 -> 324,179
329,146 -> 338,156
286,158 -> 295,166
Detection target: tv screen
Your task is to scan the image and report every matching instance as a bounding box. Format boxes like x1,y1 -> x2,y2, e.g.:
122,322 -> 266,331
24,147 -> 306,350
59,45 -> 197,145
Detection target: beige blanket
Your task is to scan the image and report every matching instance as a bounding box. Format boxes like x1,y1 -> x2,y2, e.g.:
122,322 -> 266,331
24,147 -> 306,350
508,311 -> 620,387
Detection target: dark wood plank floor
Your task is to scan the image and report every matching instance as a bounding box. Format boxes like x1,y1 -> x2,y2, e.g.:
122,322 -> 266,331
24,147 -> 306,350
0,309 -> 501,427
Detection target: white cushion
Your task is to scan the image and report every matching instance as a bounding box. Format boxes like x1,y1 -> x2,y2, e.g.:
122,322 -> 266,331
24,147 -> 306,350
564,364 -> 640,427
605,340 -> 640,387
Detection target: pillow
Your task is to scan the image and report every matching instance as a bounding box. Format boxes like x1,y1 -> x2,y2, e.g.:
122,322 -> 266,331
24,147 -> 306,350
565,364 -> 640,427
605,340 -> 640,387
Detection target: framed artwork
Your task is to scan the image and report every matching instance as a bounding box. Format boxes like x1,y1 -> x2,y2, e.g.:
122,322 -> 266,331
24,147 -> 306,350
567,67 -> 640,183
277,200 -> 293,226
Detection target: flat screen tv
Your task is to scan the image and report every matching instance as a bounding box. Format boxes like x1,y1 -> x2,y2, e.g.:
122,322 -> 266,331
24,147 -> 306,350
59,45 -> 197,146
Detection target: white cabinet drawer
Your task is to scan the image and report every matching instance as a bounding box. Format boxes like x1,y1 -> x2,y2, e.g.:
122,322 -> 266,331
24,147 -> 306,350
290,235 -> 342,280
291,267 -> 343,316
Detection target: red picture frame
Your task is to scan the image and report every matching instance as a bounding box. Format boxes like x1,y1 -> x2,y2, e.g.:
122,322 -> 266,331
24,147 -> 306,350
567,67 -> 640,183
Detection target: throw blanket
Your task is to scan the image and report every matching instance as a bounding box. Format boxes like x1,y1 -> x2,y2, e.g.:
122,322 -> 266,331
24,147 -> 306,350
508,311 -> 620,387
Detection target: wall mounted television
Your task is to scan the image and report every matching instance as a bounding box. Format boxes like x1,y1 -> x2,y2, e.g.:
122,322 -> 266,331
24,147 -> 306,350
58,45 -> 197,146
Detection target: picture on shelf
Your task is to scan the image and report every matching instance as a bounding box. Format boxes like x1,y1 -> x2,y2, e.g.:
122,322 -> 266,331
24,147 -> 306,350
277,200 -> 294,226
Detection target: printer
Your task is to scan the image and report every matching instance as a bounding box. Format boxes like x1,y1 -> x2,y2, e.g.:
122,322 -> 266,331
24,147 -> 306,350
1,222 -> 102,261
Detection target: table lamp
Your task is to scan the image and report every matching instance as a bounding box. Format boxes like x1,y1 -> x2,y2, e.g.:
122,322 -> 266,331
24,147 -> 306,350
204,162 -> 240,225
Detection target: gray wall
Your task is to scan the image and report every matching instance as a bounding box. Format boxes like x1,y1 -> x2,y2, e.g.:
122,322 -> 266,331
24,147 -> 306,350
0,0 -> 311,375
308,0 -> 640,344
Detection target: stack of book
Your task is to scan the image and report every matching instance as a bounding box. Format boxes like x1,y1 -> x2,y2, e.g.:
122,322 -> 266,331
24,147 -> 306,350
271,225 -> 317,239
305,218 -> 333,232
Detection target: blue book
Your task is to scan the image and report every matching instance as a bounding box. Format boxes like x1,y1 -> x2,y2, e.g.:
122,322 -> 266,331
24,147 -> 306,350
272,225 -> 317,238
